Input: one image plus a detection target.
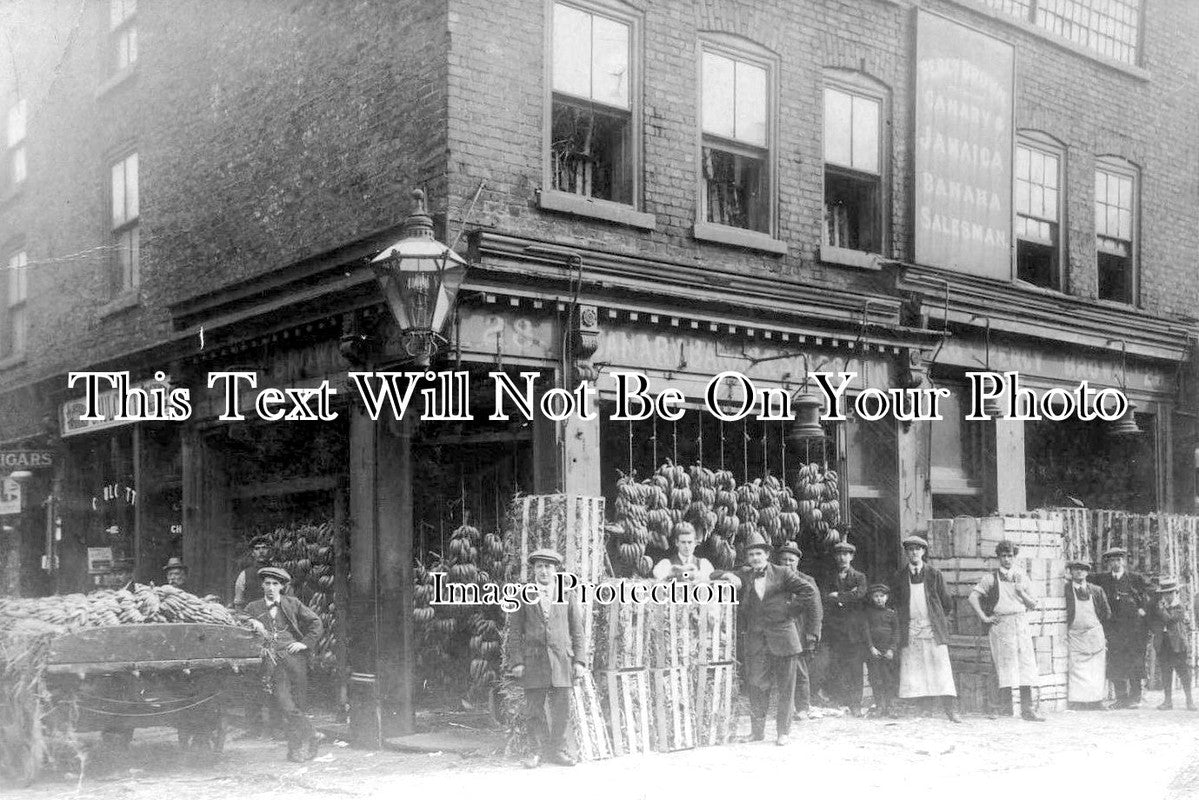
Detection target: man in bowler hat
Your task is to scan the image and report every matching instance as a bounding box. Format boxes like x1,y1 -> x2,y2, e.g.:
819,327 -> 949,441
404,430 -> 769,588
1091,546 -> 1151,708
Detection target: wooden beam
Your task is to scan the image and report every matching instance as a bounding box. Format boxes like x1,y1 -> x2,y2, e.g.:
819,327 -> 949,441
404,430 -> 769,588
228,474 -> 341,500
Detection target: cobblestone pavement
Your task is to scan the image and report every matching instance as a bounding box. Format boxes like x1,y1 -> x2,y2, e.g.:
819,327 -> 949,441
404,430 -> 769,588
6,691 -> 1197,800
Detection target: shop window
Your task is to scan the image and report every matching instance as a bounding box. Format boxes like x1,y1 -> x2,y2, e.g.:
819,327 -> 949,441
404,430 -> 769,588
823,81 -> 884,254
110,151 -> 139,294
1095,158 -> 1137,304
1,249 -> 26,358
110,0 -> 138,73
5,99 -> 26,190
982,0 -> 1142,65
700,41 -> 773,233
548,1 -> 634,205
1014,136 -> 1063,289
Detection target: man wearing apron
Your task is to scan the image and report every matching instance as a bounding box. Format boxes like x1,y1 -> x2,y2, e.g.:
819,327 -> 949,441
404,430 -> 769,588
1065,560 -> 1110,709
968,540 -> 1043,721
890,534 -> 960,723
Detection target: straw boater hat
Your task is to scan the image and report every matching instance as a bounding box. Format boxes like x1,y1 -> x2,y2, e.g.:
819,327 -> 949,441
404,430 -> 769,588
257,566 -> 291,583
775,542 -> 802,560
527,548 -> 563,567
1102,546 -> 1129,560
745,531 -> 771,553
902,534 -> 929,550
1156,577 -> 1180,594
162,556 -> 188,573
832,541 -> 856,554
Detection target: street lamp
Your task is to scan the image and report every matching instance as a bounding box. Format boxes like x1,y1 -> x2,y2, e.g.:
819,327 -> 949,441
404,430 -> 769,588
370,189 -> 468,367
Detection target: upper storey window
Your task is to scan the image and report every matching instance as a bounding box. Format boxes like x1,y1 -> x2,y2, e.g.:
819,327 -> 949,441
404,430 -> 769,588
1095,157 -> 1137,304
823,80 -> 884,255
110,0 -> 138,73
1014,136 -> 1064,289
982,0 -> 1141,65
5,100 -> 26,190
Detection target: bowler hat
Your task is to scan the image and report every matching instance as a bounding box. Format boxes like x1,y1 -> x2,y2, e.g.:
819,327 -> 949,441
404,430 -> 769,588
257,566 -> 292,583
744,531 -> 771,553
527,548 -> 563,566
868,583 -> 890,595
902,534 -> 929,550
1156,578 -> 1180,594
832,541 -> 856,554
995,540 -> 1019,556
1102,546 -> 1128,560
775,542 -> 802,560
1065,560 -> 1092,572
162,556 -> 188,573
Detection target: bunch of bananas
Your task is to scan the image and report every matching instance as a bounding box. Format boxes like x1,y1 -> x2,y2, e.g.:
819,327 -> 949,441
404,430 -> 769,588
0,584 -> 238,632
794,462 -> 842,545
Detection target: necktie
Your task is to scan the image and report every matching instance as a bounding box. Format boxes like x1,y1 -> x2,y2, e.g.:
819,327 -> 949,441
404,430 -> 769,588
753,569 -> 767,577
1074,586 -> 1089,601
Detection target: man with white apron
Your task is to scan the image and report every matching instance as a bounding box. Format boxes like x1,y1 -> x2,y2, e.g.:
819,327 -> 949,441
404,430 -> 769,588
968,540 -> 1044,721
1065,560 -> 1110,709
890,534 -> 960,723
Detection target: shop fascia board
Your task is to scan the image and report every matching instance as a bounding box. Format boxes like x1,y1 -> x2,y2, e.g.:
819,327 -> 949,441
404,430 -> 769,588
889,263 -> 1195,363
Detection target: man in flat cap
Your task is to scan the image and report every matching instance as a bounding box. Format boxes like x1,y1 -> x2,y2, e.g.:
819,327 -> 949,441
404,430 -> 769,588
508,548 -> 587,768
774,542 -> 822,719
891,534 -> 960,723
245,567 -> 323,762
162,557 -> 188,589
968,540 -> 1043,721
234,534 -> 275,610
821,540 -> 867,714
735,532 -> 821,745
1148,578 -> 1195,711
1091,546 -> 1150,708
1064,560 -> 1110,710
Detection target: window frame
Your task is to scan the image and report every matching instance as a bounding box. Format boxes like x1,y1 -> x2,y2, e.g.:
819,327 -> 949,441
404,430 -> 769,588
693,33 -> 781,250
976,0 -> 1143,67
820,70 -> 890,265
5,99 -> 26,191
1012,131 -> 1067,292
109,0 -> 138,75
1,248 -> 27,359
109,151 -> 140,296
540,0 -> 653,228
1094,155 -> 1139,306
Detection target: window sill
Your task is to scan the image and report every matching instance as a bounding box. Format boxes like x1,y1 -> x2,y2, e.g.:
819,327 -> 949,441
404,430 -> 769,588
820,245 -> 882,271
100,290 -> 141,317
538,190 -> 657,231
95,65 -> 138,99
692,222 -> 788,255
944,0 -> 1151,81
0,352 -> 26,371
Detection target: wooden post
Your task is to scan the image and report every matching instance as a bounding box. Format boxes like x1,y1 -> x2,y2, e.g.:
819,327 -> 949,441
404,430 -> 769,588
377,413 -> 415,737
984,417 -> 1026,514
562,413 -> 602,497
896,418 -> 932,556
348,406 -> 380,745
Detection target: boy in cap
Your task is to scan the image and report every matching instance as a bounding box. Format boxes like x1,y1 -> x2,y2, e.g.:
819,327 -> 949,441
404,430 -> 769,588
822,540 -> 867,714
891,534 -> 960,723
508,548 -> 587,768
860,583 -> 898,718
774,542 -> 822,719
1064,560 -> 1110,710
1148,578 -> 1195,711
735,533 -> 820,745
968,540 -> 1044,722
244,567 -> 324,761
1091,546 -> 1151,708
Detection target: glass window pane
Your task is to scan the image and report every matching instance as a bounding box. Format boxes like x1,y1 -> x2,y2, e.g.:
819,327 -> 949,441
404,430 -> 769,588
1044,188 -> 1058,220
552,4 -> 591,99
126,153 -> 139,218
591,15 -> 628,108
1094,199 -> 1105,233
824,88 -> 852,166
702,52 -> 735,139
1015,145 -> 1030,179
734,61 -> 767,147
1107,206 -> 1119,236
1030,151 -> 1043,184
1117,175 -> 1131,209
6,100 -> 25,146
1031,186 -> 1044,217
1118,209 -> 1132,240
111,161 -> 126,226
1044,153 -> 1059,189
1106,174 -> 1120,205
1016,182 -> 1030,215
851,95 -> 879,173
1095,171 -> 1105,203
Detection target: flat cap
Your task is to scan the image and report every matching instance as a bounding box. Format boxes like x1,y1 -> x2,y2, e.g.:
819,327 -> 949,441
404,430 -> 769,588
1102,546 -> 1129,559
162,556 -> 188,572
249,534 -> 272,548
832,541 -> 856,554
257,566 -> 291,583
902,534 -> 929,550
868,583 -> 890,594
1065,560 -> 1092,571
527,548 -> 563,566
775,542 -> 803,560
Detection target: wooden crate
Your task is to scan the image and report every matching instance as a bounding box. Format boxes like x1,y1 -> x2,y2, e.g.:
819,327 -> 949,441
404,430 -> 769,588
570,671 -> 613,761
650,667 -> 695,752
648,603 -> 693,668
693,663 -> 736,747
594,589 -> 650,671
508,494 -> 607,583
695,601 -> 737,665
601,669 -> 652,756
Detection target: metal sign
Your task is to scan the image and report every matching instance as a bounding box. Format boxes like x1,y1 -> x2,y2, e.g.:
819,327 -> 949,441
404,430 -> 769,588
0,477 -> 21,515
914,9 -> 1015,280
0,449 -> 53,469
60,377 -> 171,437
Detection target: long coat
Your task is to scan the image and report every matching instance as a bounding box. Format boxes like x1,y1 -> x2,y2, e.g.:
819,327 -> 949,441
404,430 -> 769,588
508,590 -> 587,689
889,564 -> 953,648
822,567 -> 867,642
1065,582 -> 1111,627
735,564 -> 821,658
1091,570 -> 1150,678
244,595 -> 323,651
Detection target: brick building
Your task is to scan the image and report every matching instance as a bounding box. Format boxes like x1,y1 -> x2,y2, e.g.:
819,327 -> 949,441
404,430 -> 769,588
0,0 -> 1196,734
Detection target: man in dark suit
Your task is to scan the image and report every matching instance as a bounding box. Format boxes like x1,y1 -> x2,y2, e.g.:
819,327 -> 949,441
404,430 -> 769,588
774,542 -> 822,719
244,567 -> 323,762
822,540 -> 867,714
508,548 -> 587,769
1091,546 -> 1151,708
736,533 -> 820,745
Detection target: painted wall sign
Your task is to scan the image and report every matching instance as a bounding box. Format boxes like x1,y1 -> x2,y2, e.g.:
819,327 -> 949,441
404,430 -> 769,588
60,377 -> 172,437
914,10 -> 1015,280
0,450 -> 54,469
0,477 -> 19,515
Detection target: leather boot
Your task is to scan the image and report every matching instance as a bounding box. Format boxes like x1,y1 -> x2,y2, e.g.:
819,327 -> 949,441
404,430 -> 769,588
993,687 -> 1014,718
1020,686 -> 1045,721
943,697 -> 961,723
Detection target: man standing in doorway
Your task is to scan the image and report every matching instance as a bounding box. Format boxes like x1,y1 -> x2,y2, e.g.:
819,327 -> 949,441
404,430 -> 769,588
736,533 -> 821,745
891,534 -> 960,723
967,540 -> 1044,721
1091,546 -> 1150,708
774,542 -> 822,720
821,541 -> 867,714
234,535 -> 275,610
508,549 -> 587,769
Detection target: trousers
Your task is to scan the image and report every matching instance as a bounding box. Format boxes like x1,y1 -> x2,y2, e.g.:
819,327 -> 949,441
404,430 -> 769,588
827,637 -> 864,709
1159,643 -> 1194,703
747,653 -> 797,737
524,687 -> 570,755
793,652 -> 812,712
266,651 -> 314,751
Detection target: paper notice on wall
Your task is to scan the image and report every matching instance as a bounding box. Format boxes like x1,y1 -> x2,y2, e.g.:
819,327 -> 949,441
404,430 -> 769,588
914,9 -> 1015,280
87,547 -> 114,574
0,477 -> 21,515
